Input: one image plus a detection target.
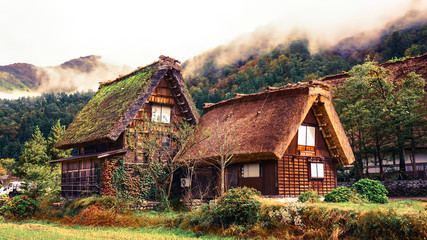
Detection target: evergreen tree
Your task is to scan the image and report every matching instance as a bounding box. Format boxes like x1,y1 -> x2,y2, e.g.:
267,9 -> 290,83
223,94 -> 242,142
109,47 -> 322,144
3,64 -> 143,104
47,119 -> 72,160
16,126 -> 50,177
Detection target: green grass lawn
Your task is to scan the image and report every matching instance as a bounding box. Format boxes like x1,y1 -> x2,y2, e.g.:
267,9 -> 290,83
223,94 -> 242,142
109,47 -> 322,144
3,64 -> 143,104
0,218 -> 232,240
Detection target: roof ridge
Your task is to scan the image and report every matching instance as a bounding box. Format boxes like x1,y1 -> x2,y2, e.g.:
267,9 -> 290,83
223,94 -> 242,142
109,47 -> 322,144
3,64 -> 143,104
98,55 -> 182,88
203,80 -> 331,111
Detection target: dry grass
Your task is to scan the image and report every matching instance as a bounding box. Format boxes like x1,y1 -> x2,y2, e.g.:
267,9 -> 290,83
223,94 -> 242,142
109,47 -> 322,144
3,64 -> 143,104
0,219 -> 230,240
258,197 -> 425,215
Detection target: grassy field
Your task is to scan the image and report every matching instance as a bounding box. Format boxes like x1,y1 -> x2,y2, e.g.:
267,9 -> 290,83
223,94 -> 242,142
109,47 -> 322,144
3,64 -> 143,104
0,219 -> 232,240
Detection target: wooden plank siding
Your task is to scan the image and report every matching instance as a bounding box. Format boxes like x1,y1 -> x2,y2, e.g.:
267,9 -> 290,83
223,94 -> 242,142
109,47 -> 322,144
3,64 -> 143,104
125,78 -> 186,164
61,158 -> 100,199
278,154 -> 337,196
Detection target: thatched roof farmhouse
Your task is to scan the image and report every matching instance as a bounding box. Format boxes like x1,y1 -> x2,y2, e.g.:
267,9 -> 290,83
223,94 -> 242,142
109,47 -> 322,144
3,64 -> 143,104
185,80 -> 354,197
53,56 -> 199,199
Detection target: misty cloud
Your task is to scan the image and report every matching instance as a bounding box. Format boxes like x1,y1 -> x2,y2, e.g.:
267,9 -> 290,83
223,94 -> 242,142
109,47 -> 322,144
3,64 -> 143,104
183,8 -> 427,77
0,91 -> 41,100
37,59 -> 132,93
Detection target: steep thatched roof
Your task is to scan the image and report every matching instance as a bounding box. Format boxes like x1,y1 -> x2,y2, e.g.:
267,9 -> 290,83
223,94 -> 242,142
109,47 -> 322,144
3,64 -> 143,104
319,53 -> 427,87
182,80 -> 355,165
56,56 -> 199,149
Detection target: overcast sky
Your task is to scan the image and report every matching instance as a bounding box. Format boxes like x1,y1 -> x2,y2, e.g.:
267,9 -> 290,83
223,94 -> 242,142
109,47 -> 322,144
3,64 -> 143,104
1,0 -> 426,68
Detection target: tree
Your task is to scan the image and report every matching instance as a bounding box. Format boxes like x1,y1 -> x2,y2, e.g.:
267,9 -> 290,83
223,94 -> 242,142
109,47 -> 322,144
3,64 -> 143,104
13,123 -> 69,199
205,119 -> 239,196
0,158 -> 15,175
23,165 -> 61,199
16,126 -> 50,177
0,165 -> 6,176
130,119 -> 203,204
173,123 -> 209,203
334,62 -> 393,180
382,31 -> 411,60
390,72 -> 426,177
334,61 -> 426,180
47,119 -> 72,160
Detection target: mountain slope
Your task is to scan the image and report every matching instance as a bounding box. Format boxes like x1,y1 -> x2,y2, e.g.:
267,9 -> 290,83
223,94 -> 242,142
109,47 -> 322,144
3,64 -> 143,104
183,21 -> 427,110
0,56 -> 131,94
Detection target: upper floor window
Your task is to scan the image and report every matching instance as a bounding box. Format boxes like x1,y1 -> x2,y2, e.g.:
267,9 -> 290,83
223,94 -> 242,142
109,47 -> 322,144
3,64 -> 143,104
152,104 -> 171,123
298,125 -> 315,155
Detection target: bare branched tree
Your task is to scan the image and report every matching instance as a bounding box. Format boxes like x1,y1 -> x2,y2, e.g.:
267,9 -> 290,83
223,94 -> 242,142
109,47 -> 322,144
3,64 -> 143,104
132,119 -> 200,204
173,124 -> 209,204
206,119 -> 239,196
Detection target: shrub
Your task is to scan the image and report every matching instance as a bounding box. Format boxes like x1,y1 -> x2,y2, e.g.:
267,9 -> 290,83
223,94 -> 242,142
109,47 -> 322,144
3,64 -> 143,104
0,195 -> 38,219
214,187 -> 261,227
351,178 -> 388,203
298,191 -> 320,203
265,202 -> 305,231
324,186 -> 354,202
53,195 -> 128,219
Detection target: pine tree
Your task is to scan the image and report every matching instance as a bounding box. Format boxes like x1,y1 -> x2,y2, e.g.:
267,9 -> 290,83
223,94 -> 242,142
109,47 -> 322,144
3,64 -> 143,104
17,126 -> 50,177
47,119 -> 72,160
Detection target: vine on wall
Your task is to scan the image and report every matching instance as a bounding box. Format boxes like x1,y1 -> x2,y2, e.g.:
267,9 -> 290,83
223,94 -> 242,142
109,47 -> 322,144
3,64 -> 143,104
101,158 -> 120,196
101,157 -> 158,202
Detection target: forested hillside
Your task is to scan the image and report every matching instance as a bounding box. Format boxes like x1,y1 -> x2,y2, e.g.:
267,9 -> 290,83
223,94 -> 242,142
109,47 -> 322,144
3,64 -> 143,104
0,22 -> 426,162
184,22 -> 427,110
0,91 -> 94,159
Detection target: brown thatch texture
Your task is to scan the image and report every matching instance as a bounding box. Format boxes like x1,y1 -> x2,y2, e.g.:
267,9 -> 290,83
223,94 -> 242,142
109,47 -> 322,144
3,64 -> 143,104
182,81 -> 355,165
56,56 -> 198,149
319,53 -> 427,87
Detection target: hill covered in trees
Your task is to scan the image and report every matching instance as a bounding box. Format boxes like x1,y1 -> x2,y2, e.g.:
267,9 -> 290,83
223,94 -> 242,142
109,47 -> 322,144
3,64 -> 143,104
0,91 -> 94,160
184,22 -> 427,110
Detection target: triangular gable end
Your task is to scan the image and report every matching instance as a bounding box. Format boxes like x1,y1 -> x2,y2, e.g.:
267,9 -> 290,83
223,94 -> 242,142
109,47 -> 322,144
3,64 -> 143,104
313,96 -> 355,165
278,89 -> 355,166
55,56 -> 199,150
105,65 -> 198,142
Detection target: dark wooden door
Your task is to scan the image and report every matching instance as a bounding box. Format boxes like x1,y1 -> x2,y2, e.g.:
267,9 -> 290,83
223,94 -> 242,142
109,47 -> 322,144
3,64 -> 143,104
262,160 -> 278,195
227,165 -> 239,190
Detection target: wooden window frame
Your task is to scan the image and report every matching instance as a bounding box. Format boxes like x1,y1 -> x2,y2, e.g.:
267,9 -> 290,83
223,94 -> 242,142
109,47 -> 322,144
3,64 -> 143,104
298,125 -> 316,155
242,163 -> 260,178
152,104 -> 171,123
310,162 -> 324,179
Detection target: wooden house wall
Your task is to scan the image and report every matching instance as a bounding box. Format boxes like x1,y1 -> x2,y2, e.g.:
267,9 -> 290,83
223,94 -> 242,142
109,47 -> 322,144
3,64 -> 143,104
61,158 -> 100,199
279,108 -> 336,196
278,155 -> 337,196
191,161 -> 278,198
199,108 -> 337,198
125,78 -> 185,163
285,109 -> 330,157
